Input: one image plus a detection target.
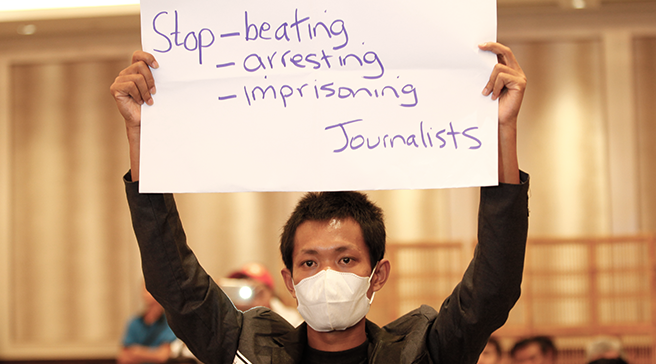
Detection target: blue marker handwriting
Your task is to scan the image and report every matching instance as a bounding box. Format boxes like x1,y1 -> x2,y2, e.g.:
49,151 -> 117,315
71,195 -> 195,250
242,81 -> 417,108
325,119 -> 482,153
150,8 -> 418,108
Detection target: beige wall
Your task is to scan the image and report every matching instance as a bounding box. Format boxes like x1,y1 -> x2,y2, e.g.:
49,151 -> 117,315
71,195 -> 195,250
1,2 -> 655,359
635,36 -> 656,234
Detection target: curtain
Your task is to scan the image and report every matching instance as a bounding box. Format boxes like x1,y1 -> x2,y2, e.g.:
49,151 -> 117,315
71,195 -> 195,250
635,37 -> 656,232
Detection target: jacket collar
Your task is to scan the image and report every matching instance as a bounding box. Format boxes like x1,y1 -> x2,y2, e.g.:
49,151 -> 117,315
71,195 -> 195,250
366,319 -> 406,363
270,322 -> 307,363
269,319 -> 406,363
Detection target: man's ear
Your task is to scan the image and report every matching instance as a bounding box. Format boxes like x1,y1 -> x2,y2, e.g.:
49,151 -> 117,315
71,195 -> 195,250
281,268 -> 297,300
370,258 -> 390,293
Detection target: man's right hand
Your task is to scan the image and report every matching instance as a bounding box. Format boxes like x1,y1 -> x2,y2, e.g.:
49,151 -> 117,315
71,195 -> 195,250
110,51 -> 159,129
110,51 -> 159,181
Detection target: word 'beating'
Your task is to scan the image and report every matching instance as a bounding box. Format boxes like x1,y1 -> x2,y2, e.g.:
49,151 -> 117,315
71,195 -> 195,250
245,9 -> 349,50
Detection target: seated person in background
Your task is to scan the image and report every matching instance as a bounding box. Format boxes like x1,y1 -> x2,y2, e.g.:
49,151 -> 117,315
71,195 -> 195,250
586,336 -> 628,364
225,262 -> 303,327
510,336 -> 557,364
477,337 -> 503,364
118,286 -> 177,364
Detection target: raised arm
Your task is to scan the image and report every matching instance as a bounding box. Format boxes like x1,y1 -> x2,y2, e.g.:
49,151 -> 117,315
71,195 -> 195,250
478,42 -> 527,185
109,51 -> 159,181
426,43 -> 529,364
111,53 -> 244,363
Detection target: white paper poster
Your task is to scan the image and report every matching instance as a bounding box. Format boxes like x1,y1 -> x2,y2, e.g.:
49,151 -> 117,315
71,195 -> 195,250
139,0 -> 498,192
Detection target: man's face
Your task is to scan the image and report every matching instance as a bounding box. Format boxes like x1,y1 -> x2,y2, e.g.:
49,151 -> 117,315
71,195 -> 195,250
512,343 -> 552,364
281,217 -> 375,300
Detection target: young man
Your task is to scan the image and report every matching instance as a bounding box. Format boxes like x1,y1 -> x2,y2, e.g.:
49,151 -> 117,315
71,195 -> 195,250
110,42 -> 528,364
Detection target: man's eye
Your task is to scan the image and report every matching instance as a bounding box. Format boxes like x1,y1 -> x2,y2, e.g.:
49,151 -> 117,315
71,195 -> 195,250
342,257 -> 352,264
303,261 -> 314,267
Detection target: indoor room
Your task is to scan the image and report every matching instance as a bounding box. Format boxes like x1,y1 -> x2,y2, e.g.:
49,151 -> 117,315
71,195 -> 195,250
1,0 -> 655,363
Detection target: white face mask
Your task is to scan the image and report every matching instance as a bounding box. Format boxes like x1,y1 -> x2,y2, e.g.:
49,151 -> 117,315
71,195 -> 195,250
293,266 -> 377,332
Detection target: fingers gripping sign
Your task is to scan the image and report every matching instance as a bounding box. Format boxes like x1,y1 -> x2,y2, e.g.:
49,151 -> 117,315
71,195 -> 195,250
478,42 -> 526,185
110,51 -> 160,127
109,51 -> 160,182
478,42 -> 527,127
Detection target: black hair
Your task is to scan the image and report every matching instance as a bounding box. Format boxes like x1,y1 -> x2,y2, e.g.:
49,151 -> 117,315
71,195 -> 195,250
280,191 -> 386,272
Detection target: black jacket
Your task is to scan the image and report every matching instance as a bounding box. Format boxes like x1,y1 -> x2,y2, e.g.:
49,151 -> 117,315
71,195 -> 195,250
125,171 -> 529,364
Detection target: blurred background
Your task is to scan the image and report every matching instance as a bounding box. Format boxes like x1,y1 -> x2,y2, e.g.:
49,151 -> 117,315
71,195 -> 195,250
0,0 -> 655,362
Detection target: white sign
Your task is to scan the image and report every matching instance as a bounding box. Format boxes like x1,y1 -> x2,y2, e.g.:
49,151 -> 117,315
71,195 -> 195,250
139,0 -> 499,192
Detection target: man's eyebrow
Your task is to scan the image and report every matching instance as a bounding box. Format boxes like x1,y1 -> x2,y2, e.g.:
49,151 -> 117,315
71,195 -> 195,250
298,245 -> 354,255
334,246 -> 350,253
298,248 -> 319,256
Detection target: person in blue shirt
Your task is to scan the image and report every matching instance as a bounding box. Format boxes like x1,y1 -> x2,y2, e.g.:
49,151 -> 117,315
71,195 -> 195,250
118,285 -> 177,364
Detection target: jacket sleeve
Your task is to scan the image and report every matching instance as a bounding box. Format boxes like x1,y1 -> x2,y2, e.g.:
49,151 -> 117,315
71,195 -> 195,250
428,171 -> 530,364
124,171 -> 242,364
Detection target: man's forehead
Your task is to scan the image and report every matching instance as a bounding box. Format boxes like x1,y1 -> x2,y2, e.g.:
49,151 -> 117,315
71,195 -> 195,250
295,217 -> 361,234
292,218 -> 366,253
327,218 -> 342,228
